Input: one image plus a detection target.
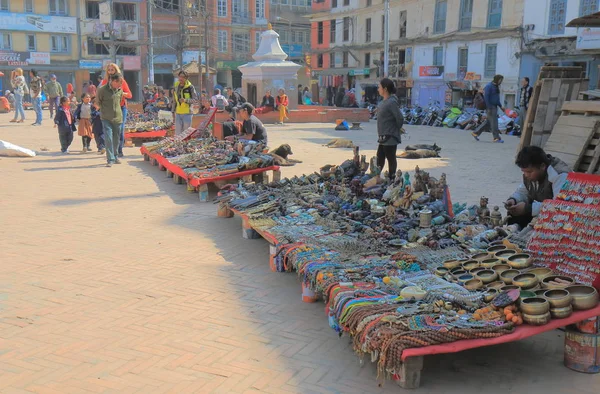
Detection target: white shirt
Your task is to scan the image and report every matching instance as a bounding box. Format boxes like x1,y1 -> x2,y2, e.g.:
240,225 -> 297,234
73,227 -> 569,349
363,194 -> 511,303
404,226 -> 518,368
211,94 -> 228,107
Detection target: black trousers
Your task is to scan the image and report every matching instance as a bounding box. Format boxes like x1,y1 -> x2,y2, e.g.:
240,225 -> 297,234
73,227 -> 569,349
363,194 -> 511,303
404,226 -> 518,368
82,136 -> 92,148
58,127 -> 73,152
376,144 -> 398,179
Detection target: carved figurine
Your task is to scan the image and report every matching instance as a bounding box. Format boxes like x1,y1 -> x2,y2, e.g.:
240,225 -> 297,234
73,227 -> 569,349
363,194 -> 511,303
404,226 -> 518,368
428,172 -> 447,200
413,166 -> 429,194
394,169 -> 403,186
477,196 -> 491,224
369,156 -> 380,176
398,184 -> 414,209
490,206 -> 502,226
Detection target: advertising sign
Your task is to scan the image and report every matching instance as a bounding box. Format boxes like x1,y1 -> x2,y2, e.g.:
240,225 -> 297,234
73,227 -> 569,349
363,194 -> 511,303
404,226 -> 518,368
349,68 -> 370,76
464,72 -> 481,81
0,52 -> 30,66
577,28 -> 600,50
419,66 -> 444,78
122,56 -> 141,71
79,60 -> 103,69
183,51 -> 206,65
280,44 -> 304,58
28,52 -> 50,65
0,13 -> 76,34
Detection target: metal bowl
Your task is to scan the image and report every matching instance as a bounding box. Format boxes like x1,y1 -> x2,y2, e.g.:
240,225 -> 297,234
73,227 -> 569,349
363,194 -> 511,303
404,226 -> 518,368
443,259 -> 461,270
493,264 -> 511,274
480,258 -> 501,269
470,252 -> 490,262
434,266 -> 449,277
452,270 -> 467,279
469,267 -> 487,275
487,281 -> 504,290
464,278 -> 484,291
484,288 -> 498,302
457,274 -> 474,285
507,253 -> 533,269
542,275 -> 575,289
544,289 -> 572,308
566,285 -> 600,310
476,269 -> 498,284
495,249 -> 517,263
500,269 -> 521,284
527,267 -> 554,281
512,273 -> 539,289
523,311 -> 551,326
550,305 -> 573,319
519,297 -> 550,315
487,245 -> 507,254
462,260 -> 480,271
500,285 -> 521,292
534,289 -> 548,298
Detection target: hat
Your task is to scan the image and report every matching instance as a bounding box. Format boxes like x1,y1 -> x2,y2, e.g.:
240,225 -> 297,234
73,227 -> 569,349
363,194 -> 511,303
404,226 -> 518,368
50,74 -> 56,79
237,102 -> 255,114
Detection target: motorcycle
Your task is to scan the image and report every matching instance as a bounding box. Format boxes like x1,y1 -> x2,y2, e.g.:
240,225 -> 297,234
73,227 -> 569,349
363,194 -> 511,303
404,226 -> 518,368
464,110 -> 485,130
455,108 -> 478,129
368,104 -> 378,120
432,107 -> 449,127
421,101 -> 440,126
442,107 -> 462,128
408,105 -> 424,125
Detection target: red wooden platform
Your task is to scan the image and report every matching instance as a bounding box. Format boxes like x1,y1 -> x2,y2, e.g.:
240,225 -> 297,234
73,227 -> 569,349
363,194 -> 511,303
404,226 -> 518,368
124,130 -> 167,139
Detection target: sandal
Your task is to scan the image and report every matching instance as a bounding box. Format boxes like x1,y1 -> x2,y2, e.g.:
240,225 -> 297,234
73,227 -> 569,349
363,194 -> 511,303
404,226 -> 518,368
10,119 -> 16,123
16,119 -> 24,123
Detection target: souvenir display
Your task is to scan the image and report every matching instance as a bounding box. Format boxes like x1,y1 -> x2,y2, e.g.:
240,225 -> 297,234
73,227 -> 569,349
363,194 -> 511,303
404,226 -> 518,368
125,110 -> 174,133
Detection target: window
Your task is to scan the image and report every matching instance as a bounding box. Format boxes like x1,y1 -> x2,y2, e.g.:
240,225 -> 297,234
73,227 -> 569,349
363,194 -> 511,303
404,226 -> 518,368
364,52 -> 370,67
343,17 -> 350,41
580,0 -> 599,16
434,0 -> 447,34
548,0 -> 567,35
458,47 -> 468,79
381,15 -> 385,41
342,51 -> 348,67
484,44 -> 497,78
329,52 -> 335,67
399,11 -> 407,38
255,31 -> 261,48
332,0 -> 337,7
280,30 -> 288,43
233,32 -> 250,53
330,19 -> 336,43
433,46 -> 443,66
25,0 -> 34,12
459,0 -> 473,31
86,37 -> 135,55
27,34 -> 36,51
367,0 -> 371,5
49,0 -> 68,15
317,54 -> 323,68
114,2 -> 136,21
218,30 -> 228,52
218,0 -> 227,17
487,0 -> 502,28
51,35 -> 70,53
317,22 -> 323,44
343,0 -> 349,5
0,0 -> 8,11
365,18 -> 371,42
86,1 -> 100,18
155,0 -> 180,11
0,33 -> 11,50
256,0 -> 265,19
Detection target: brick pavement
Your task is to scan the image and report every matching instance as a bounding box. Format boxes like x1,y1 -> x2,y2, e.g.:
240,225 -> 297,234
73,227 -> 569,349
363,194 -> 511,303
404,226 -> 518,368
1,115 -> 599,393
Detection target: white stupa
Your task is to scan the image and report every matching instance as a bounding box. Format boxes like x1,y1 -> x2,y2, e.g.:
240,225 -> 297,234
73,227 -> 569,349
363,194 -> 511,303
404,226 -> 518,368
238,23 -> 302,108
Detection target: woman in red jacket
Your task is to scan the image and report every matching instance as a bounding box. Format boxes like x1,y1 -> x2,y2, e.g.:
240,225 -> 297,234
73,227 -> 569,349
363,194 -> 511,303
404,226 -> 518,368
99,63 -> 133,158
275,88 -> 289,125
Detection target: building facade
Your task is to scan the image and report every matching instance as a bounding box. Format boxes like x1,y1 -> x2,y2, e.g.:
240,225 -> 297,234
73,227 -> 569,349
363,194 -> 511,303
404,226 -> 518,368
521,0 -> 599,89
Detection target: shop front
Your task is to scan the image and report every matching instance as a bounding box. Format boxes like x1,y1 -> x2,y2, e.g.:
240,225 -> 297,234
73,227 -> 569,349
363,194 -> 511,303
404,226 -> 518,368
413,65 -> 446,107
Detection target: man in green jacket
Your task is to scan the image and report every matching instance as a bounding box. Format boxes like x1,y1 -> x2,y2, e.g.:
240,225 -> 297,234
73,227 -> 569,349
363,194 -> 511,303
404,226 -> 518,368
96,74 -> 123,167
44,74 -> 63,118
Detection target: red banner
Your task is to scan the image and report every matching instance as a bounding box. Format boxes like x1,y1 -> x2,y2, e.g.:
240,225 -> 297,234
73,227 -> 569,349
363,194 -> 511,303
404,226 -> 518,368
418,66 -> 444,77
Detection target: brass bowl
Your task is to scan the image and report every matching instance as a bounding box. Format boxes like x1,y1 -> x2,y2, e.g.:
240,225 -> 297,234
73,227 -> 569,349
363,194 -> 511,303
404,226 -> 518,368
523,311 -> 551,326
527,267 -> 554,281
501,285 -> 521,292
542,275 -> 575,289
469,267 -> 486,276
495,249 -> 517,263
484,288 -> 498,302
452,270 -> 467,278
500,269 -> 521,284
476,269 -> 498,284
566,285 -> 600,310
487,245 -> 507,254
434,266 -> 449,277
457,274 -> 474,285
490,240 -> 506,247
480,258 -> 501,269
512,273 -> 539,289
507,253 -> 533,269
550,305 -> 573,319
443,259 -> 461,270
471,252 -> 490,262
517,290 -> 536,306
461,260 -> 480,271
493,264 -> 511,274
519,297 -> 550,315
544,289 -> 572,308
487,281 -> 504,290
534,289 -> 548,298
464,278 -> 484,291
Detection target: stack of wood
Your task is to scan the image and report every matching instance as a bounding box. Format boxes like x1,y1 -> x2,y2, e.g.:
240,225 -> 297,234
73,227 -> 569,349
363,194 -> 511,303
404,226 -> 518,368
543,101 -> 600,174
518,66 -> 589,150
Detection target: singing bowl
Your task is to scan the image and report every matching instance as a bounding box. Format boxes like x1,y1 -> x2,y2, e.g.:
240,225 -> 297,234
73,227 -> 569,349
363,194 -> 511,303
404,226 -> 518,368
500,285 -> 521,292
500,269 -> 521,284
475,269 -> 498,284
512,273 -> 539,289
534,289 -> 548,298
495,249 -> 517,263
464,278 -> 484,291
461,260 -> 480,271
519,297 -> 550,315
434,266 -> 449,277
469,267 -> 487,275
506,253 -> 533,269
457,274 -> 474,285
523,311 -> 551,326
493,264 -> 511,274
487,245 -> 507,253
543,289 -> 572,308
542,275 -> 575,289
487,281 -> 504,290
484,288 -> 498,302
443,259 -> 461,270
527,267 -> 554,281
470,252 -> 490,262
566,285 -> 600,310
480,258 -> 501,269
550,305 -> 573,319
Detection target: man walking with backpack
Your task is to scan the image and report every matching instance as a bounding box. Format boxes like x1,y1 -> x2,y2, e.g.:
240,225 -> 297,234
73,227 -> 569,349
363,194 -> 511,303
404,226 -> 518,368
211,88 -> 228,112
472,74 -> 505,143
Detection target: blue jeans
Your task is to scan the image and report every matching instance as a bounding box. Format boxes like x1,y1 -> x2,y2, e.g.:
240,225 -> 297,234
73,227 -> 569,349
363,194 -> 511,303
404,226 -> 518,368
13,93 -> 25,120
32,96 -> 42,124
118,106 -> 127,155
102,119 -> 121,163
175,114 -> 192,135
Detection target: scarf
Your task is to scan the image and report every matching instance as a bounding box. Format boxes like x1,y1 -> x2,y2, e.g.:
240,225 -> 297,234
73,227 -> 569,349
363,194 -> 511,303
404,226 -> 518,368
63,105 -> 72,125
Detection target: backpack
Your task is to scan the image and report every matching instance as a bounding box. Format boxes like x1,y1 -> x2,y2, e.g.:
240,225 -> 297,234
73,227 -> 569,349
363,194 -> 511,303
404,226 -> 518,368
474,92 -> 486,110
215,97 -> 225,111
236,92 -> 246,104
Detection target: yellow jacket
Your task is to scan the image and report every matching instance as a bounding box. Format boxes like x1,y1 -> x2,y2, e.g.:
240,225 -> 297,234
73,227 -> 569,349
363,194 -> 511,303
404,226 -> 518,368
174,80 -> 197,115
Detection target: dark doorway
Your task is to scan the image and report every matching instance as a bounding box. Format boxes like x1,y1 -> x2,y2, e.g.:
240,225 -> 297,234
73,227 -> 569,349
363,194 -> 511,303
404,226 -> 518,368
246,83 -> 257,107
232,70 -> 242,89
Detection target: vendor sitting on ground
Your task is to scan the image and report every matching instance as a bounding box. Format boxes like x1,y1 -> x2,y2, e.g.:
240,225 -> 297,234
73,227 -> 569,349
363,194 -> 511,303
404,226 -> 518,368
504,146 -> 570,228
255,90 -> 275,114
224,103 -> 267,144
155,89 -> 171,111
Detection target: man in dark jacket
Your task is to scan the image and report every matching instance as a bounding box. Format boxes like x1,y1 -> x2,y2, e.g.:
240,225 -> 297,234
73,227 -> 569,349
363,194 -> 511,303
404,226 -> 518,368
472,74 -> 505,143
518,77 -> 533,131
226,87 -> 246,111
505,146 -> 570,228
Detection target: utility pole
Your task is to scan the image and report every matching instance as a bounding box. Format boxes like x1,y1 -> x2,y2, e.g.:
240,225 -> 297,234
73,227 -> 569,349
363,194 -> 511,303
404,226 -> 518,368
147,0 -> 155,84
203,0 -> 211,93
109,0 -> 117,63
383,0 -> 389,77
177,2 -> 184,69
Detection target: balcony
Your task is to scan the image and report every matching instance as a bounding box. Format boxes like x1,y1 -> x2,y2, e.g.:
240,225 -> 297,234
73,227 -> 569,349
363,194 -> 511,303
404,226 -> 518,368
232,12 -> 252,25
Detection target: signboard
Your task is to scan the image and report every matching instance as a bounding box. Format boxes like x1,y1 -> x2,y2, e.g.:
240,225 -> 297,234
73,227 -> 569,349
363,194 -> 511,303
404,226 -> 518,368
0,52 -> 30,66
280,44 -> 304,58
349,68 -> 370,76
0,13 -> 76,34
28,52 -> 50,65
464,72 -> 481,81
419,66 -> 444,78
123,56 -> 141,71
183,50 -> 206,65
153,54 -> 176,64
79,59 -> 103,69
577,28 -> 600,50
215,60 -> 246,70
